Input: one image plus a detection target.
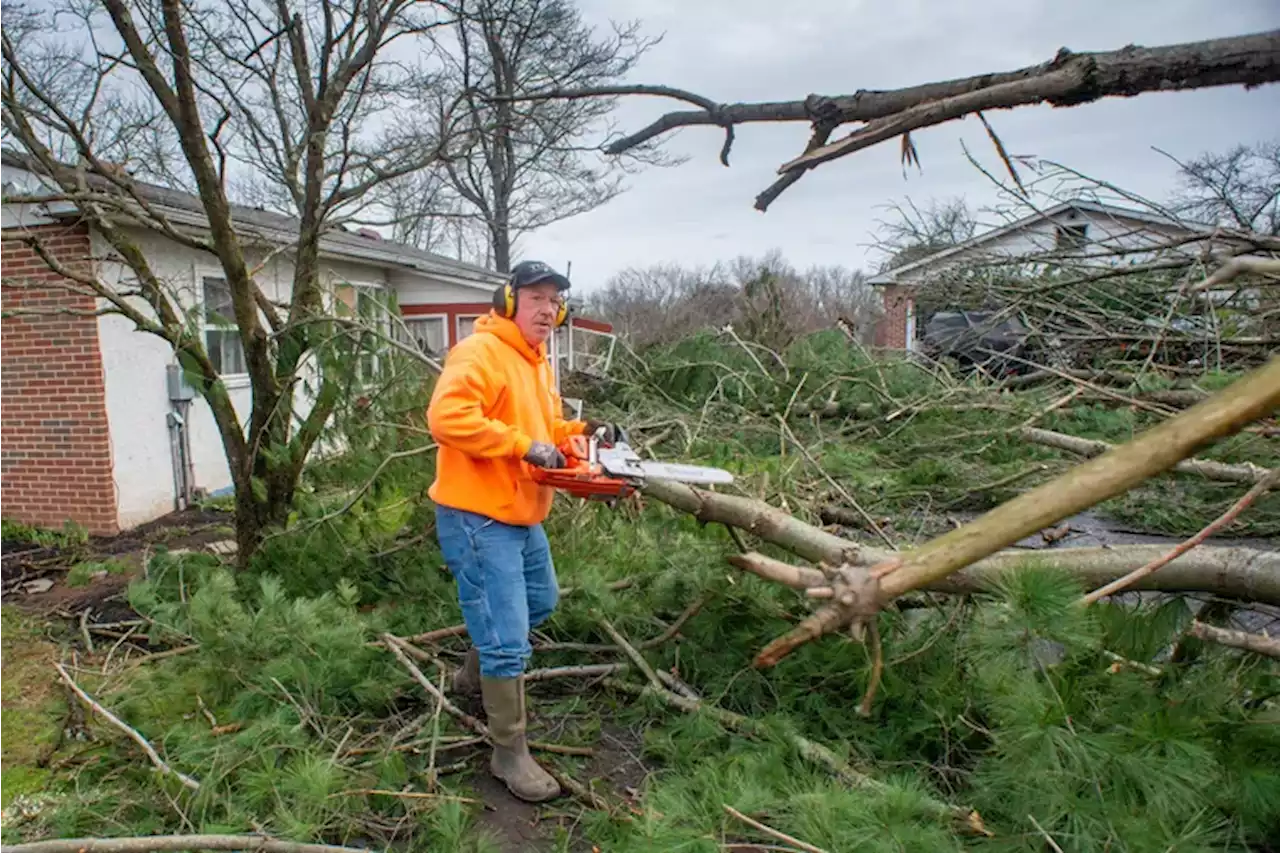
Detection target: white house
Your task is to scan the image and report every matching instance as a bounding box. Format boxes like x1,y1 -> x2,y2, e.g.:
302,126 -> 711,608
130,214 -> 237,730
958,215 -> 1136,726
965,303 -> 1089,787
1,150 -> 613,536
866,199 -> 1237,351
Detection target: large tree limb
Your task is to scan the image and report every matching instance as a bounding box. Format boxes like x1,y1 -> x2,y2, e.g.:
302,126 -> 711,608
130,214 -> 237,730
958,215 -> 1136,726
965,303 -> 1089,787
779,32 -> 1280,172
730,547 -> 1280,608
641,479 -> 860,566
643,356 -> 1280,665
1080,469 -> 1279,604
524,30 -> 1280,209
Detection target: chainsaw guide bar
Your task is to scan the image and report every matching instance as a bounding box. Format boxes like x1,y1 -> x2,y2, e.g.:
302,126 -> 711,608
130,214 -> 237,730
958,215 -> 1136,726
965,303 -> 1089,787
531,433 -> 734,503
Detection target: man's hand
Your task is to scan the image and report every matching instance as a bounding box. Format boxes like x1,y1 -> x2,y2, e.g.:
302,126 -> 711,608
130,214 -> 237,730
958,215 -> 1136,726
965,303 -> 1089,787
585,420 -> 629,447
524,441 -> 567,469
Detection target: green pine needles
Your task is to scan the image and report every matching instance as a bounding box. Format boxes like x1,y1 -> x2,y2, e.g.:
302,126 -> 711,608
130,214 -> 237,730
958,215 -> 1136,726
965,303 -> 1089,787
4,332 -> 1276,852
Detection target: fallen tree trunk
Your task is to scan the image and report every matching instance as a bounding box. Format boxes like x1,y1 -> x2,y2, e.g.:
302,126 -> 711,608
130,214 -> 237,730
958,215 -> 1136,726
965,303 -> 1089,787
643,356 -> 1280,667
1021,426 -> 1271,484
728,546 -> 1280,606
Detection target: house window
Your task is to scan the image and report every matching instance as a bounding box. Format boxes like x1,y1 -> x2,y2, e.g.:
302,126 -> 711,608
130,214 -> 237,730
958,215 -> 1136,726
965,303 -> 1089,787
202,276 -> 247,376
335,283 -> 389,383
401,315 -> 448,357
1055,222 -> 1089,252
457,314 -> 482,342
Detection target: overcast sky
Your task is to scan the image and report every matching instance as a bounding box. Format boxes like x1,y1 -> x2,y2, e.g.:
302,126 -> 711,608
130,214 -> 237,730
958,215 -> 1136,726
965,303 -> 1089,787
519,0 -> 1280,295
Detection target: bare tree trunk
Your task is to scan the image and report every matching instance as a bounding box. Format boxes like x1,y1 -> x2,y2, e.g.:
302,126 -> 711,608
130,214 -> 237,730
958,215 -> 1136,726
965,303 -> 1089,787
727,547 -> 1280,606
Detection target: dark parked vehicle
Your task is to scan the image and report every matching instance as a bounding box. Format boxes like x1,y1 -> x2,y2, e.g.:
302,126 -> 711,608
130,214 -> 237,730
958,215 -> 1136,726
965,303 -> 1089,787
919,310 -> 1033,376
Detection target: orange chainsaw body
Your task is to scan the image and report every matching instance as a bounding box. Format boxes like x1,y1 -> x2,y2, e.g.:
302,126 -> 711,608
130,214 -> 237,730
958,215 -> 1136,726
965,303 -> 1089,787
530,434 -> 638,501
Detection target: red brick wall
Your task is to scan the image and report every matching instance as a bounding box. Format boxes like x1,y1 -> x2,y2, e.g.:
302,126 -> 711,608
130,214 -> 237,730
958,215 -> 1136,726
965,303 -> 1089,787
873,285 -> 911,349
1,222 -> 119,536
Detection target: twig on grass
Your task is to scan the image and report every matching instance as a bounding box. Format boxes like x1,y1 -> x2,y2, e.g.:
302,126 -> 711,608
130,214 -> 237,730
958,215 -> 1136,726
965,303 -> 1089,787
383,634 -> 487,735
723,804 -> 829,853
381,634 -> 613,811
777,416 -> 895,549
1027,814 -> 1067,853
54,662 -> 201,791
0,838 -> 376,853
597,614 -> 666,691
405,624 -> 467,644
1080,468 -> 1280,605
525,663 -> 630,682
333,788 -> 482,805
856,620 -> 884,718
425,667 -> 446,791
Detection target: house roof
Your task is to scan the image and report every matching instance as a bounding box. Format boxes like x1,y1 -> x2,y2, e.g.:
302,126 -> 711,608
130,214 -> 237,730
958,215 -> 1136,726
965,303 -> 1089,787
0,148 -> 504,292
866,199 -> 1216,287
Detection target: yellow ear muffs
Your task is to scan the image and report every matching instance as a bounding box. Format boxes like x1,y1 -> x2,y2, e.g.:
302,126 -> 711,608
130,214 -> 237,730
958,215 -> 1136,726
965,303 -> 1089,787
493,280 -> 568,326
492,282 -> 517,318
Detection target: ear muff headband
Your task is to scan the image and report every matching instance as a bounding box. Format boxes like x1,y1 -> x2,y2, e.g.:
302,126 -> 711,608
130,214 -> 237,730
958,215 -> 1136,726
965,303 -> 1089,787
493,281 -> 569,327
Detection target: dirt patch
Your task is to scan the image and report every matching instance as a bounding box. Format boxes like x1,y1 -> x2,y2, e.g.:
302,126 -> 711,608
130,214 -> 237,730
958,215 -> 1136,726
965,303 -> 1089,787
449,689 -> 655,853
2,507 -> 234,618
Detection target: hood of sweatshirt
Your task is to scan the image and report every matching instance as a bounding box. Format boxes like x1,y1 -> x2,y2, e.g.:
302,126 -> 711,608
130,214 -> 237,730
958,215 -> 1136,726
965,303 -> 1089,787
473,311 -> 548,365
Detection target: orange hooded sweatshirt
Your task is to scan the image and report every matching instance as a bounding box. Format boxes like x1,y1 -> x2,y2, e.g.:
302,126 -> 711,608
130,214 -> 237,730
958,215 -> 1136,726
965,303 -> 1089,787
426,312 -> 586,526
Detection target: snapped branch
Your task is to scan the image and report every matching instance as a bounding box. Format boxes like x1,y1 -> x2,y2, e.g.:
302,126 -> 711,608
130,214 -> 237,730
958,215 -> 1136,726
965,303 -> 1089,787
521,30 -> 1280,209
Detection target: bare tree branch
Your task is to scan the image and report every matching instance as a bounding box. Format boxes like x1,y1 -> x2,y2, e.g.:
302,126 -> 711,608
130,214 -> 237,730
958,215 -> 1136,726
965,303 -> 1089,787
517,30 -> 1280,210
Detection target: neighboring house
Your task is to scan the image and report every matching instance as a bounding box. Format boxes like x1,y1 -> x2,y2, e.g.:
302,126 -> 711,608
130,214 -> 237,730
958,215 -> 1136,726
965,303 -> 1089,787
1,150 -> 613,536
867,199 -> 1230,351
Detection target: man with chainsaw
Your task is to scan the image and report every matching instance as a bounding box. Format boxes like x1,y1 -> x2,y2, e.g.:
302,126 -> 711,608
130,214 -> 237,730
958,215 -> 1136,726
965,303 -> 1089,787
426,259 -> 623,803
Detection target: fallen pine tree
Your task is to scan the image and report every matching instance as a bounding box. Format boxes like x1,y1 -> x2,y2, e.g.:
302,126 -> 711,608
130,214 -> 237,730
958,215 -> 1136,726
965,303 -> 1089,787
6,328 -> 1279,852
636,354 -> 1280,669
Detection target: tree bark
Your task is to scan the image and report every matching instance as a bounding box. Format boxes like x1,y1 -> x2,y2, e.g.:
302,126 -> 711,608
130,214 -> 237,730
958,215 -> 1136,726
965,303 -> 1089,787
1021,426 -> 1271,484
639,478 -> 860,567
1187,620 -> 1280,659
922,545 -> 1280,604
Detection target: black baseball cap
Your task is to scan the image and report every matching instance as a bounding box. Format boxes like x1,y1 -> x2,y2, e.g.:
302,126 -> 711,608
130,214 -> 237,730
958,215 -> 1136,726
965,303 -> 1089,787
510,260 -> 571,291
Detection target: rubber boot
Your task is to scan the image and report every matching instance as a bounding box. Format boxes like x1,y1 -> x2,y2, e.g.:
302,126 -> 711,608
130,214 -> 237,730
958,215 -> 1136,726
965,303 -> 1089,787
452,647 -> 481,697
480,675 -> 561,802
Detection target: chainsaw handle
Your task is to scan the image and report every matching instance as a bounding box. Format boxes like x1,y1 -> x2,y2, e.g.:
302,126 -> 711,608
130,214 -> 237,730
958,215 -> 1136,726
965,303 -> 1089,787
560,433 -> 591,462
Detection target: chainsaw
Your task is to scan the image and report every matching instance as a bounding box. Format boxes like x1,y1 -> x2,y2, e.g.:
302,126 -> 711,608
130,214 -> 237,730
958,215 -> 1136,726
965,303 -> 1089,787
531,430 -> 734,502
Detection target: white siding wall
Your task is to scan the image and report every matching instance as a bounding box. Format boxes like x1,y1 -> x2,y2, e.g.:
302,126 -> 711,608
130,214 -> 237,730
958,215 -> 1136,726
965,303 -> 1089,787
91,226 -> 406,528
389,268 -> 499,303
897,211 -> 1203,284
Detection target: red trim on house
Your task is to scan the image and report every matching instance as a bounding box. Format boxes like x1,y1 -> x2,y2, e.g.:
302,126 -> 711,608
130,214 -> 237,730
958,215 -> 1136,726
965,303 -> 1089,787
570,316 -> 612,334
400,301 -> 613,346
400,302 -> 490,347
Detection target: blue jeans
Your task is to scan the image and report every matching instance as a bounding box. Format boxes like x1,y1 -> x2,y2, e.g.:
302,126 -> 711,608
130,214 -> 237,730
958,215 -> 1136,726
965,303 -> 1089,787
435,505 -> 559,679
